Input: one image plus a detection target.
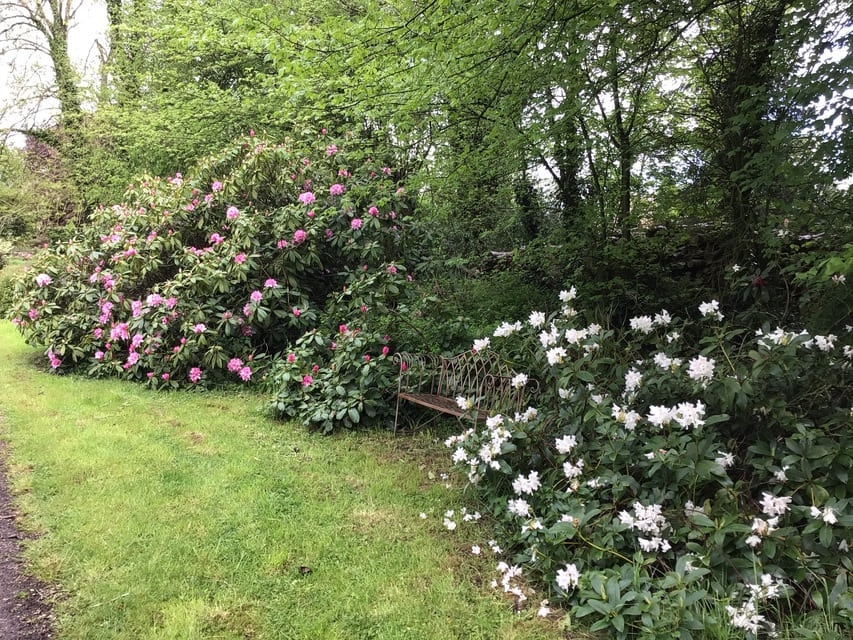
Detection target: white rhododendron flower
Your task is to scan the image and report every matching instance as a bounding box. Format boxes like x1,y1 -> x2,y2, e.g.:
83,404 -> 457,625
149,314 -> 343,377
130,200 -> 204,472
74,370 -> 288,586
811,505 -> 838,525
546,346 -> 567,365
485,414 -> 504,429
559,287 -> 577,302
472,337 -> 490,352
629,315 -> 654,334
699,299 -> 724,320
563,459 -> 584,479
612,404 -> 641,430
528,311 -> 546,328
672,401 -> 706,429
539,324 -> 560,347
624,368 -> 643,393
507,498 -> 531,517
654,309 -> 671,326
760,492 -> 792,517
456,396 -> 473,411
493,321 -> 522,337
647,404 -> 674,427
715,451 -> 735,468
555,563 -> 580,590
687,355 -> 715,383
512,471 -> 541,495
555,434 -> 578,454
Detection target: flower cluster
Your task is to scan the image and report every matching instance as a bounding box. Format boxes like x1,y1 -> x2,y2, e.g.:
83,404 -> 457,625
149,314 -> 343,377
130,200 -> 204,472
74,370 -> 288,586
440,290 -> 851,635
10,131 -> 410,390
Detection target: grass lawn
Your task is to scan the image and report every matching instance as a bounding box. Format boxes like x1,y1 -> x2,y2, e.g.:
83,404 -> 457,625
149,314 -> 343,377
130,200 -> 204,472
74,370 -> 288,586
0,321 -> 567,639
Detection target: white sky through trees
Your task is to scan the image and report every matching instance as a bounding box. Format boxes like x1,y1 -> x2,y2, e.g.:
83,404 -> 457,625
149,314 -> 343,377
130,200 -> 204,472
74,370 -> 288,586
0,0 -> 107,145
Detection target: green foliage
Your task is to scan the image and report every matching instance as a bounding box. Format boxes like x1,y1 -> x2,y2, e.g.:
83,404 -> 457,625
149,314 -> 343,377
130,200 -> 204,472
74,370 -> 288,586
8,132 -> 412,390
269,326 -> 397,433
445,290 -> 851,638
0,322 -> 562,640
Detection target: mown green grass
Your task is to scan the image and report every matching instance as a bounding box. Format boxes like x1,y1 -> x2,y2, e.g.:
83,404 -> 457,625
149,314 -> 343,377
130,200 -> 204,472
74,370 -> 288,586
0,322 -> 567,640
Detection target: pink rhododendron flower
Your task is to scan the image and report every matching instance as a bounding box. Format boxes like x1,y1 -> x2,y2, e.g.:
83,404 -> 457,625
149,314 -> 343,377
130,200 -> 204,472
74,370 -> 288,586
126,352 -> 140,367
210,233 -> 224,244
211,181 -> 223,192
189,367 -> 202,383
329,183 -> 345,196
293,229 -> 307,244
94,351 -> 104,361
228,358 -> 243,372
277,239 -> 288,249
382,167 -> 391,175
94,328 -> 103,339
204,194 -> 213,203
235,253 -> 247,264
243,304 -> 253,317
35,273 -> 52,286
147,371 -> 154,378
110,322 -> 130,341
298,191 -> 316,205
387,264 -> 397,274
326,144 -> 338,155
306,209 -> 315,218
339,324 -> 348,334
287,353 -> 296,363
161,373 -> 170,381
192,323 -> 206,333
351,218 -> 363,230
364,355 -> 371,362
325,228 -> 333,239
264,278 -> 277,288
368,206 -> 379,216
131,334 -> 144,349
312,364 -> 320,373
302,375 -> 313,386
382,346 -> 390,356
131,300 -> 143,317
238,366 -> 252,381
250,290 -> 262,303
292,308 -> 302,317
226,206 -> 239,220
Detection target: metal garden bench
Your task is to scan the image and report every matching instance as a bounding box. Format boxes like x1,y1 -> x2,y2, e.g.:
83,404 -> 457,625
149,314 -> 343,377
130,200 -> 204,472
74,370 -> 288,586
392,350 -> 536,433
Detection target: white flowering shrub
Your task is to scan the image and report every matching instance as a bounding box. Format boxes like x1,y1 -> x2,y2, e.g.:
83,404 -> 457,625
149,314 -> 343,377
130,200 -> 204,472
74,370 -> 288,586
447,291 -> 852,638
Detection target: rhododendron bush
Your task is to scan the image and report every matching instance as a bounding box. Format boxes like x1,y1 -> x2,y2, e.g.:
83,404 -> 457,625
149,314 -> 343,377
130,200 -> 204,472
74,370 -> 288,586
445,292 -> 852,638
9,132 -> 411,389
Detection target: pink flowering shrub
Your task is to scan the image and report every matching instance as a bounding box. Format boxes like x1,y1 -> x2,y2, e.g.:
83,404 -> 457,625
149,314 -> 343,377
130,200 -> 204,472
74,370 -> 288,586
269,324 -> 397,433
442,292 -> 851,637
8,132 -> 412,388
267,262 -> 410,433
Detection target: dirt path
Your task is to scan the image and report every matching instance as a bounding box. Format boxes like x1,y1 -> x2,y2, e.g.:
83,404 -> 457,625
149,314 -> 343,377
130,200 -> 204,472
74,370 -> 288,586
0,441 -> 54,639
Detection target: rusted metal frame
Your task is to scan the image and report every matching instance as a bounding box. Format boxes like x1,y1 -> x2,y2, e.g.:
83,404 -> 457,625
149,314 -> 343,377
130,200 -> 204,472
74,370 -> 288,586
393,350 -> 533,434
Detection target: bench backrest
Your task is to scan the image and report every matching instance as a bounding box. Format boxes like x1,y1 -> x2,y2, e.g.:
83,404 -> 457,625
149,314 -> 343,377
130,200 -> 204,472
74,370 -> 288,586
395,350 -> 531,416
